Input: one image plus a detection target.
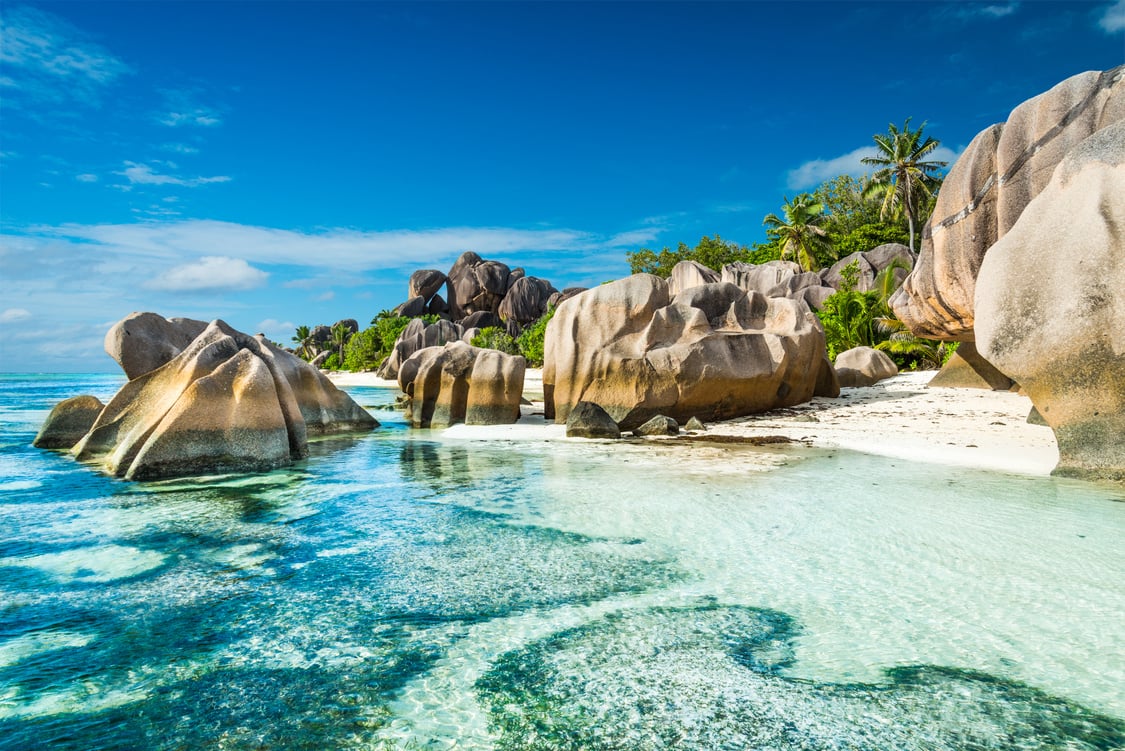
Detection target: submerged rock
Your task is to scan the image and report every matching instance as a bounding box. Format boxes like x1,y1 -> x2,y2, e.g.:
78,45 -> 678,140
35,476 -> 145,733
33,395 -> 105,449
565,401 -> 621,439
63,316 -> 377,480
544,275 -> 835,430
398,341 -> 525,428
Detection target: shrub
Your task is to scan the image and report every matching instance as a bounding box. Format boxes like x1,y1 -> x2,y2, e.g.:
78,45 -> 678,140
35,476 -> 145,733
471,327 -> 519,356
516,306 -> 555,367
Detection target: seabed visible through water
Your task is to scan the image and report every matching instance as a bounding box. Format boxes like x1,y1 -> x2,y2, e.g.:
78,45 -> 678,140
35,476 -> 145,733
1,374 -> 1123,750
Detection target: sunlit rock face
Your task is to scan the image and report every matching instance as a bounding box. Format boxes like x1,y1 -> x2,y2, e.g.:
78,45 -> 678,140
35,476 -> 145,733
543,274 -> 837,430
891,66 -> 1124,341
397,341 -> 525,428
975,122 -> 1125,481
48,315 -> 378,480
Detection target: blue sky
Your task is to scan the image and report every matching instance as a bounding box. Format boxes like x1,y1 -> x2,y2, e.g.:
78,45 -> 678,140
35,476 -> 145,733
2,1 -> 1123,372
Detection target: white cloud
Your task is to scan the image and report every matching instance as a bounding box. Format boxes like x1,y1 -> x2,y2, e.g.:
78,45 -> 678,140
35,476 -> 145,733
35,219 -> 631,273
116,161 -> 231,188
75,173 -> 98,183
0,6 -> 130,104
161,143 -> 201,155
0,308 -> 33,323
315,290 -> 336,302
145,256 -> 269,292
255,318 -> 296,341
787,146 -> 878,189
160,110 -> 221,127
976,3 -> 1019,18
1099,0 -> 1125,31
157,89 -> 222,127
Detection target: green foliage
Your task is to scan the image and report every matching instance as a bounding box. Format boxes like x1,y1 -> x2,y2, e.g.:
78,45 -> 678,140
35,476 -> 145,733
626,235 -> 770,278
471,326 -> 520,356
814,175 -> 889,235
341,327 -> 381,371
322,353 -> 341,371
763,193 -> 835,271
816,260 -> 884,359
516,306 -> 555,367
827,222 -> 910,258
291,325 -> 315,361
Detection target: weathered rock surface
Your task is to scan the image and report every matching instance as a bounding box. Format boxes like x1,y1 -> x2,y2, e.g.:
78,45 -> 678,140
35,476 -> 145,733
409,269 -> 447,302
975,121 -> 1125,480
633,415 -> 679,436
547,287 -> 588,309
834,346 -> 898,386
667,261 -> 720,296
543,274 -> 835,429
892,66 -> 1124,340
63,317 -> 377,480
928,341 -> 1014,390
33,395 -> 105,449
397,341 -> 525,428
394,296 -> 427,318
684,416 -> 706,431
105,312 -> 209,380
565,401 -> 621,439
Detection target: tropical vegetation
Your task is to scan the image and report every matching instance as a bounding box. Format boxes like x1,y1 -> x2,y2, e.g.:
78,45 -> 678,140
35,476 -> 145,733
861,118 -> 947,252
762,193 -> 834,272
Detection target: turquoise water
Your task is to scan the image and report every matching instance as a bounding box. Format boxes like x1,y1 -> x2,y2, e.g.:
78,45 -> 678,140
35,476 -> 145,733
1,373 -> 1123,750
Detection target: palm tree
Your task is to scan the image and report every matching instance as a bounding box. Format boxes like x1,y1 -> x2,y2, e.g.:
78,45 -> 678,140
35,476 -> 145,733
762,193 -> 834,272
291,325 -> 314,360
330,322 -> 352,364
861,118 -> 947,252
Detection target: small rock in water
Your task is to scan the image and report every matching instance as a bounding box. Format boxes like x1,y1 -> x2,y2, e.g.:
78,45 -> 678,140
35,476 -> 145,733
685,416 -> 706,431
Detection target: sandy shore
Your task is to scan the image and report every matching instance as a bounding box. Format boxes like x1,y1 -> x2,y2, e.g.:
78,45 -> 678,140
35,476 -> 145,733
327,369 -> 1059,477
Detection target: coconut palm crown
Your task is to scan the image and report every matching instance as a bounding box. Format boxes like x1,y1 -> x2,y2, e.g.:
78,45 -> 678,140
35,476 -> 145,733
861,118 -> 947,252
762,193 -> 834,272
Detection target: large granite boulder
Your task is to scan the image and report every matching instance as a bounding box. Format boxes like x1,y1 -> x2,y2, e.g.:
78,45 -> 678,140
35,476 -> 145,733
409,269 -> 447,302
446,251 -> 512,320
834,346 -> 898,388
63,317 -> 377,480
720,260 -> 801,296
891,66 -> 1124,340
397,341 -> 525,428
33,395 -> 105,449
975,121 -> 1125,480
104,312 -> 209,380
543,274 -> 836,429
393,296 -> 427,318
667,260 -> 720,296
498,276 -> 557,325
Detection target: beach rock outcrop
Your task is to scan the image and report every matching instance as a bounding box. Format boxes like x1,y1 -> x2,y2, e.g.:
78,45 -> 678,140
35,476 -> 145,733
633,415 -> 679,437
61,316 -> 377,480
498,276 -> 557,325
105,312 -> 209,380
891,66 -> 1124,340
377,318 -> 467,380
543,274 -> 835,429
409,269 -> 447,301
33,395 -> 105,449
447,252 -> 512,320
565,401 -> 621,439
974,121 -> 1125,480
397,341 -> 525,428
834,346 -> 898,388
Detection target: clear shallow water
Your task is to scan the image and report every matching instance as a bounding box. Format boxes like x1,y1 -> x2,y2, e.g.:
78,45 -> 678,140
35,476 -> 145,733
0,373 -> 1123,750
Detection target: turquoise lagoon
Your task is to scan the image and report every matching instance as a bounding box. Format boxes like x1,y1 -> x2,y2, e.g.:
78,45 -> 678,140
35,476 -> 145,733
1,373 -> 1123,750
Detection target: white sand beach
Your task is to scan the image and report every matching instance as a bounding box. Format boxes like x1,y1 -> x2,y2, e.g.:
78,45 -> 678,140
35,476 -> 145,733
328,369 -> 1059,477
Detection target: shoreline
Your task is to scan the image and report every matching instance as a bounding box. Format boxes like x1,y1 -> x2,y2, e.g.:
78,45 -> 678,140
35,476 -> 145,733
327,369 -> 1059,477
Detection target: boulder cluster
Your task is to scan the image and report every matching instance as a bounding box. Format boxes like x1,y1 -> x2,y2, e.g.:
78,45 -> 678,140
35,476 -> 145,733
666,244 -> 914,313
390,251 -> 586,337
35,312 -> 377,480
543,274 -> 839,430
892,65 -> 1125,479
